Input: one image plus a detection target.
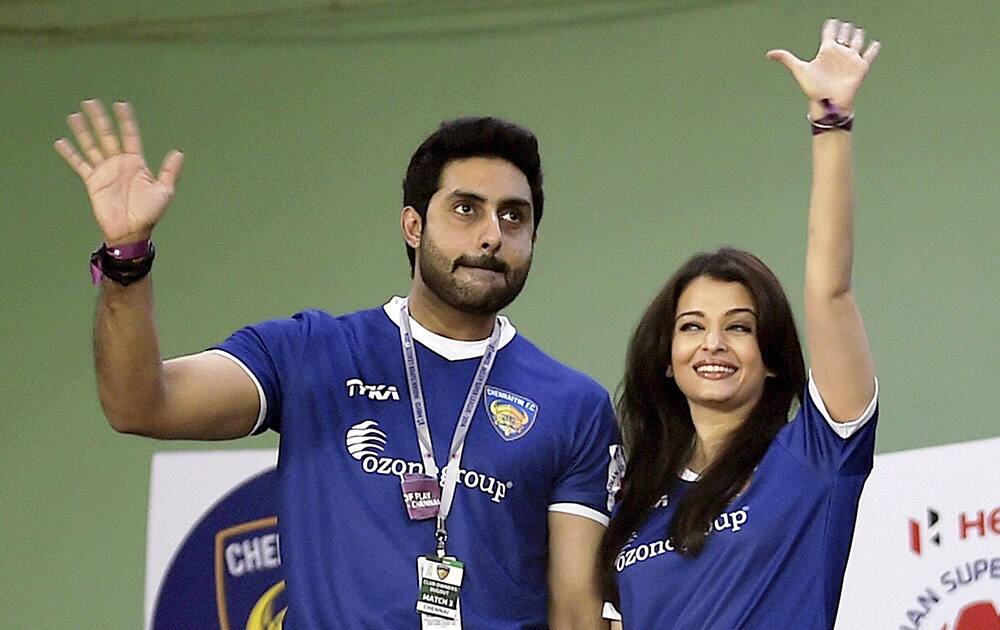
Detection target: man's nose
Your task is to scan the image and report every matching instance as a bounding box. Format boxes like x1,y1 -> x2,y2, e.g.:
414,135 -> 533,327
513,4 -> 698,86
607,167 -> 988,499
479,213 -> 502,253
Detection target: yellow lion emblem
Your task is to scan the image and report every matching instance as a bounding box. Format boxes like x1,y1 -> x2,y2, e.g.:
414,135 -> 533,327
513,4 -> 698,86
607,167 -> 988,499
489,401 -> 529,437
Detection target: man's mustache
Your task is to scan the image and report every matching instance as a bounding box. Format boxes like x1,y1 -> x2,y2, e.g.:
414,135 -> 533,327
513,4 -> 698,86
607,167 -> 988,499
452,255 -> 509,273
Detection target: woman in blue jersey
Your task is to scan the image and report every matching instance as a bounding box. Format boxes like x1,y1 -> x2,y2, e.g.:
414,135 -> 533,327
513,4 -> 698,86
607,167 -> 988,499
600,19 -> 882,629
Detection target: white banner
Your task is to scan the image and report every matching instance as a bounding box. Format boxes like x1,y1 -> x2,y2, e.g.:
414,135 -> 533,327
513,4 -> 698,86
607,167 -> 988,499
837,437 -> 1000,629
143,439 -> 999,628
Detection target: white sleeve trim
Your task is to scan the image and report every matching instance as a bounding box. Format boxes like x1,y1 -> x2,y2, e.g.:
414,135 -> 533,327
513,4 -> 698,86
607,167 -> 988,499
807,370 -> 878,439
206,349 -> 268,436
603,602 -> 622,621
548,502 -> 610,527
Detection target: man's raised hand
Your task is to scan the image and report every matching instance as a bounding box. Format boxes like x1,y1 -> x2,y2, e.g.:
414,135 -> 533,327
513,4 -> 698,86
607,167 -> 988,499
55,100 -> 183,247
766,19 -> 881,115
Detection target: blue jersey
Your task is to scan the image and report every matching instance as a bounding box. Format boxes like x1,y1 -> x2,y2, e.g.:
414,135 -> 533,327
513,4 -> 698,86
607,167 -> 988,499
215,297 -> 618,629
609,379 -> 878,629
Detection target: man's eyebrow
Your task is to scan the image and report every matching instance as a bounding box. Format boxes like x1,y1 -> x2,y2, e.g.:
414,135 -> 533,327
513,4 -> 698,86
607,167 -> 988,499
498,197 -> 532,210
447,190 -> 488,202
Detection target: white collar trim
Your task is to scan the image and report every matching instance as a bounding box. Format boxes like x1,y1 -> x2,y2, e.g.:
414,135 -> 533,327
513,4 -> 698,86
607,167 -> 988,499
680,468 -> 700,482
382,296 -> 517,361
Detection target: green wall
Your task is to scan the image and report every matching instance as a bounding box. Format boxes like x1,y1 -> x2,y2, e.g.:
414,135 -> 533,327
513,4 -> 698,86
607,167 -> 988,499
3,0 -> 998,626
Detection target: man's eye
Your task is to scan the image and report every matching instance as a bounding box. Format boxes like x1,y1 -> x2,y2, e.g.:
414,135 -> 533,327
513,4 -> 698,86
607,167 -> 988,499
501,209 -> 522,223
455,203 -> 474,214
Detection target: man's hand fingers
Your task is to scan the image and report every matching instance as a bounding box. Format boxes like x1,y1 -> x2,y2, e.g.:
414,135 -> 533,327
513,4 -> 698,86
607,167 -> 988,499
862,40 -> 882,65
765,49 -> 802,75
54,138 -> 93,180
67,112 -> 103,165
82,99 -> 121,157
157,150 -> 184,193
114,101 -> 144,155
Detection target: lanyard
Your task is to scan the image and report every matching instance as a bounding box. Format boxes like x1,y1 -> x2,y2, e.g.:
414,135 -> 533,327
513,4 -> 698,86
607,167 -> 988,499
398,301 -> 501,556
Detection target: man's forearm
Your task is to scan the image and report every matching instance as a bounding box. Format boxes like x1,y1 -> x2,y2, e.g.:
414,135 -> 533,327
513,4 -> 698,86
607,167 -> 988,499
93,274 -> 166,433
549,606 -> 609,630
548,512 -> 609,630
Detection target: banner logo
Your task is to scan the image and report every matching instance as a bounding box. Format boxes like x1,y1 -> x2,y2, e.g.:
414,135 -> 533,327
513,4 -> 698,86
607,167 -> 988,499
151,469 -> 285,630
910,507 -> 942,556
215,518 -> 287,630
946,600 -> 1000,630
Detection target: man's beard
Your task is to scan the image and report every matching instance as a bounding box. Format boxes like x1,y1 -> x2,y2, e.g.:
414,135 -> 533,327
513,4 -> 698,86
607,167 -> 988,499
417,232 -> 532,316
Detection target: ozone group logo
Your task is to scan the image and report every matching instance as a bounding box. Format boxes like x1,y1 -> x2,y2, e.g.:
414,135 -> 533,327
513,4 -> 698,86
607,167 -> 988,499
152,468 -> 285,630
344,419 -> 512,503
345,420 -> 388,460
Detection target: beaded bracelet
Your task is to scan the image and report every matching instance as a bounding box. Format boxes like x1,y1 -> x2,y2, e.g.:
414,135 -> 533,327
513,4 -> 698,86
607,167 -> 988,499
90,239 -> 155,286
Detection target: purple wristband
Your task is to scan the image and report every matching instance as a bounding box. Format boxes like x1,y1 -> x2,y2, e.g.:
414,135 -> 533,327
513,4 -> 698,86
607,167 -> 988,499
90,239 -> 152,284
106,239 -> 152,259
809,98 -> 854,135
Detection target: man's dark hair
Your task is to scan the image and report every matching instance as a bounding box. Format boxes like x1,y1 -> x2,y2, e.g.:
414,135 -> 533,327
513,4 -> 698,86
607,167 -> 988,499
402,117 -> 544,272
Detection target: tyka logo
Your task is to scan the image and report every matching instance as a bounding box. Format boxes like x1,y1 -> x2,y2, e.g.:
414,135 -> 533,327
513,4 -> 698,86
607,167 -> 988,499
346,378 -> 400,401
910,507 -> 943,556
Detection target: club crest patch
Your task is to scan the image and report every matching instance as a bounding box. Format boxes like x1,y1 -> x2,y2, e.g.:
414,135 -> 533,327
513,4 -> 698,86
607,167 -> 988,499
484,386 -> 538,441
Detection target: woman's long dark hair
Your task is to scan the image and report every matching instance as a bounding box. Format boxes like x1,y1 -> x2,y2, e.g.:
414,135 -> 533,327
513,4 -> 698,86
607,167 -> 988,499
599,248 -> 806,603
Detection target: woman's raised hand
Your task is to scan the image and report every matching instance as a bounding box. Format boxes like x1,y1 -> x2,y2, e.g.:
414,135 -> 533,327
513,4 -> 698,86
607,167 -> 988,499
766,19 -> 881,114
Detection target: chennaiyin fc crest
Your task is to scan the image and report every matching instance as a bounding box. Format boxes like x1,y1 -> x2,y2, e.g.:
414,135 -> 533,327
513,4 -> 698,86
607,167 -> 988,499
484,386 -> 538,441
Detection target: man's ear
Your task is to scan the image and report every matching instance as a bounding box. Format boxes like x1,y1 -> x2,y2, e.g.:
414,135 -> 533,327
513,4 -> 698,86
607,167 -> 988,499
401,206 -> 423,249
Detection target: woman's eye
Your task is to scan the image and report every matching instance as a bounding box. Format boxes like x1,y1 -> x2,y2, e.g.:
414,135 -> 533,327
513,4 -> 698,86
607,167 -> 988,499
678,322 -> 702,332
728,324 -> 753,333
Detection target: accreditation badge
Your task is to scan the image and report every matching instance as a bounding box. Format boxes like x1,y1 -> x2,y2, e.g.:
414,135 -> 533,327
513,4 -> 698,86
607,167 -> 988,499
401,473 -> 441,521
416,555 -> 464,627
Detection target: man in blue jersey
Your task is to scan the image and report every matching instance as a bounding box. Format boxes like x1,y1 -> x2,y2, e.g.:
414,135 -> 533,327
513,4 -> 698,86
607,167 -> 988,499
56,102 -> 618,629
